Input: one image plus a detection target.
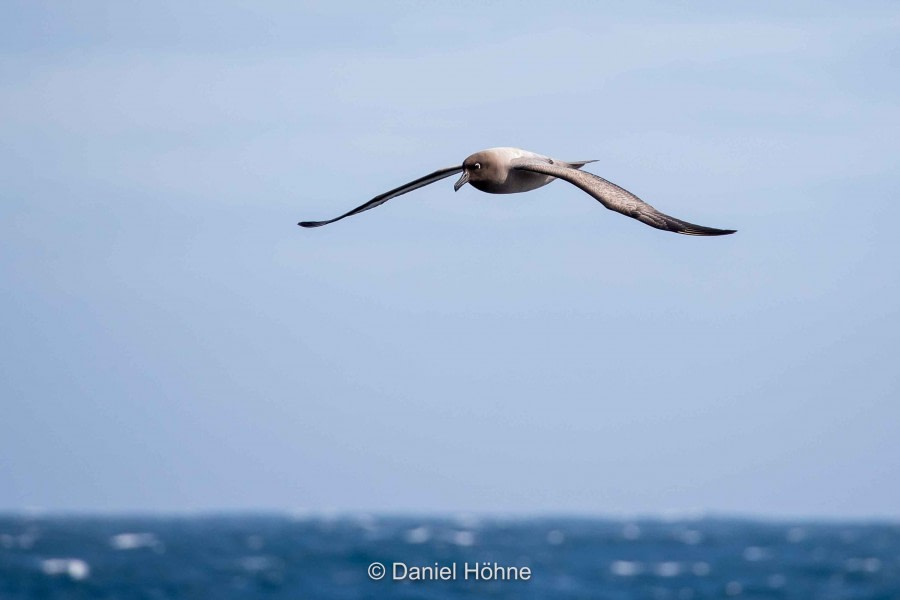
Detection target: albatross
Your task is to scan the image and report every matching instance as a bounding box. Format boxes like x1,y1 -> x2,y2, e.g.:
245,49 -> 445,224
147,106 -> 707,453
298,147 -> 736,236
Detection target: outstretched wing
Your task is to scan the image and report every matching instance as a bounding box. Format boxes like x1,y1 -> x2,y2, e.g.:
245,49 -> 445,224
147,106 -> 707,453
299,165 -> 463,228
512,160 -> 736,236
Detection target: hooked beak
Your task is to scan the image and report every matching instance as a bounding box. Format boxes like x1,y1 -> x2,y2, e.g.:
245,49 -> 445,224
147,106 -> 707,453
453,170 -> 469,192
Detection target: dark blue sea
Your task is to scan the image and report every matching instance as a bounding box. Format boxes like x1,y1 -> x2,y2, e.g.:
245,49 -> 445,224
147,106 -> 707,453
1,514 -> 898,599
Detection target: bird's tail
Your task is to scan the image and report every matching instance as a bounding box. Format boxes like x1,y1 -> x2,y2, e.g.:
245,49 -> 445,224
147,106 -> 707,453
562,159 -> 598,170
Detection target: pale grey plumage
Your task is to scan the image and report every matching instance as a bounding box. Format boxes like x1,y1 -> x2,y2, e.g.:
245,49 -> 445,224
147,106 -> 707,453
299,146 -> 736,236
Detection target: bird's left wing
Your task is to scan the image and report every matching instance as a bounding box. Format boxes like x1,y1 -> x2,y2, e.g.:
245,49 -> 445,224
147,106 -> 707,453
299,165 -> 463,228
512,159 -> 736,236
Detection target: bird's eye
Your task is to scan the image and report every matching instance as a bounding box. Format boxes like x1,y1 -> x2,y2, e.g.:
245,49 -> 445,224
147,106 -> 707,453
474,162 -> 481,170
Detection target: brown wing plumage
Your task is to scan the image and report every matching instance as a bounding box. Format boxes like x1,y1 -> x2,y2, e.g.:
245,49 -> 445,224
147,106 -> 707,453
512,160 -> 736,236
299,165 -> 463,228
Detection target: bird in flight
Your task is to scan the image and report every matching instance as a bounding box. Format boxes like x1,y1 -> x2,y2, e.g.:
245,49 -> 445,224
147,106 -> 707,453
299,147 -> 735,236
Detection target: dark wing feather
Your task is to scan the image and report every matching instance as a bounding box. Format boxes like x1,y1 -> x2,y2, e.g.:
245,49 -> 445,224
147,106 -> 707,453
299,165 -> 463,228
512,160 -> 736,236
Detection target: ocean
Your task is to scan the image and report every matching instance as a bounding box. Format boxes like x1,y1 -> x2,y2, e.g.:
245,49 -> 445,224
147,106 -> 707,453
1,514 -> 898,599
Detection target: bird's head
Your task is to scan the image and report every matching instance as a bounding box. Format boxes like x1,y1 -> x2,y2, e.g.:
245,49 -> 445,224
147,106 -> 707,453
455,151 -> 501,192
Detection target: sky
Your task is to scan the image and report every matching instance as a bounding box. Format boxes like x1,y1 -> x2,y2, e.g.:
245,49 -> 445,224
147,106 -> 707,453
1,1 -> 898,518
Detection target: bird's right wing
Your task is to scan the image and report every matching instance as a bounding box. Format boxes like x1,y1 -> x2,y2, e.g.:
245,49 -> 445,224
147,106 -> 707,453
299,165 -> 463,228
512,159 -> 736,236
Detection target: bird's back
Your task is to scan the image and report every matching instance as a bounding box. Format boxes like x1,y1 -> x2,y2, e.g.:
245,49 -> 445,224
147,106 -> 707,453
470,147 -> 556,194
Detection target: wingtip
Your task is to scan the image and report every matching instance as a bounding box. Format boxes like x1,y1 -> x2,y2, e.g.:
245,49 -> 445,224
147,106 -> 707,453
677,222 -> 738,236
686,229 -> 737,237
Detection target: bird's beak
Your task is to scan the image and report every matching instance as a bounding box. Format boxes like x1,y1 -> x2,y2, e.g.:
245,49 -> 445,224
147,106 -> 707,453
453,171 -> 469,192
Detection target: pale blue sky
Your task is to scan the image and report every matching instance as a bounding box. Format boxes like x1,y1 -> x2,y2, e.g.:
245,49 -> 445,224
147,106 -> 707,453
1,2 -> 898,518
